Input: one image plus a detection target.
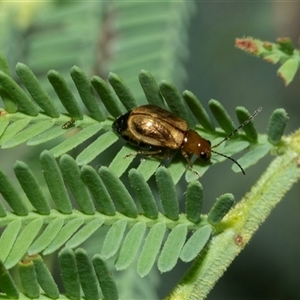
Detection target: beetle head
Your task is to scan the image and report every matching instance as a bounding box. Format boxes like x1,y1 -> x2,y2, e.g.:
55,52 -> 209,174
182,130 -> 212,161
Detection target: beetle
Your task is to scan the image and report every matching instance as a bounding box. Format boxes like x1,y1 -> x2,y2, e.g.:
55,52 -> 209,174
112,104 -> 262,175
62,118 -> 76,129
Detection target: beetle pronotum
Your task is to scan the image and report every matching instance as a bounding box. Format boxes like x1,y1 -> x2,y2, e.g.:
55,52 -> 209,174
112,105 -> 262,175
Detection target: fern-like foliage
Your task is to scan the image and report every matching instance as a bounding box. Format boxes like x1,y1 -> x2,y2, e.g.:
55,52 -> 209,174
0,2 -> 194,102
0,48 -> 299,300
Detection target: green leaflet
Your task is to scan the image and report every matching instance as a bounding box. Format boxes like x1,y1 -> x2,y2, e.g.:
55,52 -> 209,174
5,219 -> 43,269
139,69 -> 165,107
18,260 -> 40,299
81,166 -> 116,216
32,255 -> 60,299
207,193 -> 235,225
0,220 -> 21,262
158,224 -> 188,273
99,167 -> 138,218
28,219 -> 64,255
129,169 -> 158,219
235,106 -> 259,142
101,220 -> 127,259
50,123 -> 103,157
2,120 -> 54,148
60,154 -> 95,215
232,144 -> 271,173
59,248 -> 81,300
40,150 -> 72,214
183,90 -> 215,132
27,125 -> 71,146
0,261 -> 19,299
180,225 -> 212,262
75,249 -> 100,300
277,58 -> 299,86
70,66 -> 105,122
16,62 -> 60,118
160,80 -> 195,128
66,219 -> 104,249
156,167 -> 179,221
0,119 -> 30,145
14,161 -> 50,215
0,71 -> 38,116
137,159 -> 161,182
109,145 -> 136,178
0,166 -> 28,216
185,181 -> 203,223
93,254 -> 119,300
76,131 -> 118,165
109,72 -> 138,111
43,219 -> 84,255
137,222 -> 166,277
267,108 -> 288,145
91,76 -> 124,118
115,222 -> 147,270
47,70 -> 83,119
209,99 -> 236,134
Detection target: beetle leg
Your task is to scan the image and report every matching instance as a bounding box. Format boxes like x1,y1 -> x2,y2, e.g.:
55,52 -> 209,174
124,152 -> 138,158
164,149 -> 171,159
124,149 -> 164,159
181,148 -> 200,177
181,148 -> 192,168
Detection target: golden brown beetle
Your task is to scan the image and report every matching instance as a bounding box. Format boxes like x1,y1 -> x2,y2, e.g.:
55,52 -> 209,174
112,104 -> 261,174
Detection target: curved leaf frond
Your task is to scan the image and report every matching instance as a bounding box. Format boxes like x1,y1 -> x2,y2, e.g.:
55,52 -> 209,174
0,50 -> 281,181
0,148 -> 241,276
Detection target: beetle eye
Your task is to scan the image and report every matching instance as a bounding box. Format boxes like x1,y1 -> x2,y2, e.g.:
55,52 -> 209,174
200,152 -> 207,160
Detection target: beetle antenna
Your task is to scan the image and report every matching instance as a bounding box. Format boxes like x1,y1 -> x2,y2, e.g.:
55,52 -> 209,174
211,149 -> 245,175
212,107 -> 262,149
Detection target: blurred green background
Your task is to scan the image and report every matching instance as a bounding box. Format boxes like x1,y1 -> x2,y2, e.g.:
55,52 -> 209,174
0,1 -> 299,299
